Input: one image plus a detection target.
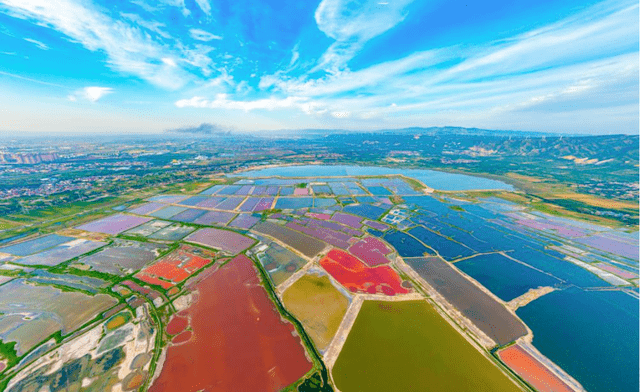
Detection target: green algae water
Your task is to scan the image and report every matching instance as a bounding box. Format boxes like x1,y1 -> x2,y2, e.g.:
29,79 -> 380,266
517,287 -> 639,392
332,300 -> 522,392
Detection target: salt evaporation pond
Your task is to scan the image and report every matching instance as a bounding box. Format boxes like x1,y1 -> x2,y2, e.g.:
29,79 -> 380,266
234,165 -> 514,191
516,287 -> 639,392
455,253 -> 561,302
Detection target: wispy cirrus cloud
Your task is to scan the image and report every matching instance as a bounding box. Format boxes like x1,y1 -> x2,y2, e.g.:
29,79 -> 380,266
0,0 -> 636,134
23,37 -> 48,50
193,0 -> 211,16
244,0 -> 638,132
189,28 -> 222,42
0,0 -> 204,89
130,0 -> 209,17
313,0 -> 416,73
120,12 -> 171,39
175,94 -> 319,113
0,69 -> 66,87
159,0 -> 190,17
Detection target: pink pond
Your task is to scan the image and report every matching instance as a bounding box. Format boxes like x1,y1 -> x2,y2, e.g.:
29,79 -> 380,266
595,263 -> 637,279
306,212 -> 331,220
128,202 -> 164,215
575,235 -> 639,260
254,197 -> 274,211
286,222 -> 351,249
349,237 -> 393,267
185,228 -> 255,254
364,220 -> 389,231
76,214 -> 152,235
332,212 -> 362,229
229,214 -> 260,229
517,219 -> 586,238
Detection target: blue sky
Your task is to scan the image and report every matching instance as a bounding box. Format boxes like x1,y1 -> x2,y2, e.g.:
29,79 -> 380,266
0,0 -> 637,134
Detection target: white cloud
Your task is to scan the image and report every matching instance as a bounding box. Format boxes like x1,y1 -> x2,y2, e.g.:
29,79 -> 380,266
313,0 -> 416,72
0,0 -> 193,89
83,86 -> 113,102
201,69 -> 235,88
165,0 -> 637,134
23,37 -> 48,50
331,111 -> 350,118
252,0 -> 638,134
315,0 -> 414,41
0,69 -> 66,87
289,43 -> 300,67
162,57 -> 177,67
179,44 -> 216,76
194,0 -> 211,16
120,12 -> 171,39
235,80 -> 251,94
160,0 -> 190,17
175,94 -> 317,112
440,2 -> 638,82
2,0 -> 634,134
189,28 -> 222,42
67,86 -> 113,102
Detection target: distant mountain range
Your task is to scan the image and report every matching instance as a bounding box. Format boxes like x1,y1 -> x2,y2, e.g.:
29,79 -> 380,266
165,123 -> 630,139
262,126 -> 562,138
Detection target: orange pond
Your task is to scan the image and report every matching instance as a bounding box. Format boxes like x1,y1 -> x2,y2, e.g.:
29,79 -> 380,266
149,254 -> 312,392
498,345 -> 573,392
135,245 -> 214,289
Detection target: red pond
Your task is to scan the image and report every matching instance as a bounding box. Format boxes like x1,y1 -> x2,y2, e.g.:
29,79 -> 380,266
149,254 -> 312,392
166,316 -> 188,335
319,249 -> 410,295
172,330 -> 192,345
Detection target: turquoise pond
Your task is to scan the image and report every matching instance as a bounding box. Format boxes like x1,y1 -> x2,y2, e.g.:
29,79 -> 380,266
517,287 -> 639,392
234,165 -> 515,191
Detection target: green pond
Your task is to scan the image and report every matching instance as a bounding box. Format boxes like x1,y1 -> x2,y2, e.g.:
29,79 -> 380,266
332,300 -> 522,392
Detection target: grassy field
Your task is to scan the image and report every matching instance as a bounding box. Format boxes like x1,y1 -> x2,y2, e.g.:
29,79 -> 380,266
551,192 -> 638,210
282,274 -> 349,351
0,219 -> 18,230
332,300 -> 523,392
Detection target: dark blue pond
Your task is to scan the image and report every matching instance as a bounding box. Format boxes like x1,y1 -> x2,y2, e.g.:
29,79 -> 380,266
343,204 -> 387,220
408,226 -> 476,260
510,245 -> 609,287
455,253 -> 561,301
517,288 -> 639,392
383,230 -> 434,257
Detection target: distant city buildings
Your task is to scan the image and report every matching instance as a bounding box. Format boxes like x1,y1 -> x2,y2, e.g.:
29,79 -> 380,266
0,152 -> 59,164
